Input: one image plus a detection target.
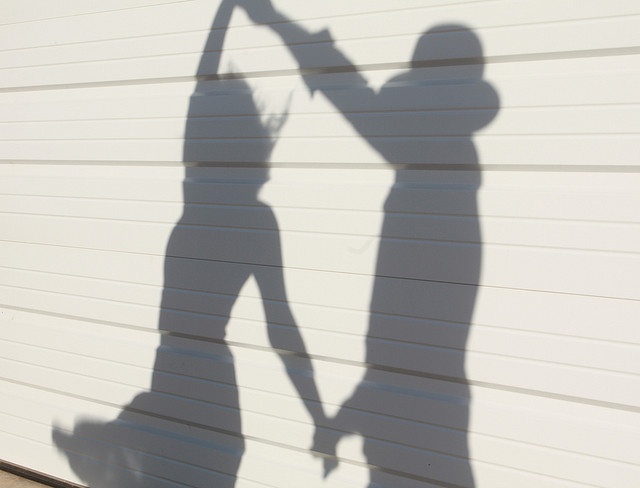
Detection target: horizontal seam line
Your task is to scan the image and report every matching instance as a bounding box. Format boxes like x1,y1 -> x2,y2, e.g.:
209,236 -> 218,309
2,46 -> 638,93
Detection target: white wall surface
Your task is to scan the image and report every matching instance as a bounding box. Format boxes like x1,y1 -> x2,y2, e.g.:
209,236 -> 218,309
1,1 -> 639,487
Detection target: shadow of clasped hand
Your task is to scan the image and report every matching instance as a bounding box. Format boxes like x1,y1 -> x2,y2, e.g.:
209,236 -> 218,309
311,423 -> 348,478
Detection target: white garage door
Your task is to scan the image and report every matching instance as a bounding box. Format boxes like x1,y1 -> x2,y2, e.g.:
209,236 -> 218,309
2,1 -> 639,487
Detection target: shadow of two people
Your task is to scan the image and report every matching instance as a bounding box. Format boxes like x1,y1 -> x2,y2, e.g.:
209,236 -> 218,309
53,4 -> 499,487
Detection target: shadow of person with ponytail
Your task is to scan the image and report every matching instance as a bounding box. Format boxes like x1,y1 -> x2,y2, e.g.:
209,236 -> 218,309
53,2 -> 325,486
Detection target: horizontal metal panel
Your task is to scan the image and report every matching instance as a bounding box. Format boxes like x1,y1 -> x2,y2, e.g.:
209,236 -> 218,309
4,106 -> 640,141
2,237 -> 640,343
3,194 -> 640,256
3,209 -> 639,299
3,277 -> 639,410
2,4 -> 639,86
1,1 -> 192,25
4,166 -> 640,221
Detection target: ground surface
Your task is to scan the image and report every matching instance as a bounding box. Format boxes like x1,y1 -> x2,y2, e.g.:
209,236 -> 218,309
0,471 -> 50,488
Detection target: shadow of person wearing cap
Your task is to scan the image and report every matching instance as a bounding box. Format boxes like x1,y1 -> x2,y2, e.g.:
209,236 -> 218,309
238,2 -> 500,486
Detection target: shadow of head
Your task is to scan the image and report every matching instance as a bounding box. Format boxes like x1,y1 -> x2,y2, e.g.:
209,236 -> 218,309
412,24 -> 485,75
182,77 -> 291,191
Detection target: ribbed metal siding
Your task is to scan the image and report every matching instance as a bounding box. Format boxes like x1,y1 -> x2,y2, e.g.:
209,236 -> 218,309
1,1 -> 639,487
